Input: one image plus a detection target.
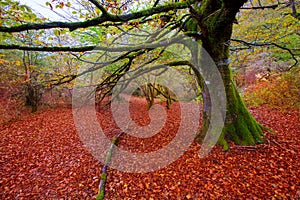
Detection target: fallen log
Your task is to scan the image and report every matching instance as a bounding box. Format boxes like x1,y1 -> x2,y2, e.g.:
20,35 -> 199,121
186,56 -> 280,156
96,123 -> 130,200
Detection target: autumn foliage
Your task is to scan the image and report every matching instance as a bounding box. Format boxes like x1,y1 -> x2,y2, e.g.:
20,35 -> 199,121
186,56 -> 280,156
243,70 -> 300,110
0,0 -> 299,199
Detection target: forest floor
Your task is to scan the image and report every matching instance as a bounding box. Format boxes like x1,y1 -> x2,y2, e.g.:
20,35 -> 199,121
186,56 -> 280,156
0,97 -> 299,199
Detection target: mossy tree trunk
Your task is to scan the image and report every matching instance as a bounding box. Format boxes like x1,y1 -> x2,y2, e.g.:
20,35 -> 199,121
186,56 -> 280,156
192,0 -> 264,148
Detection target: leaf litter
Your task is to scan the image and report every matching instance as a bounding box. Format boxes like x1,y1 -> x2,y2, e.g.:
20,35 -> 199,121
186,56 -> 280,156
0,98 -> 299,199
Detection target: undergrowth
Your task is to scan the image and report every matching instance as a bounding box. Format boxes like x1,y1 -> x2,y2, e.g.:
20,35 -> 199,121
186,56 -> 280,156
243,69 -> 300,111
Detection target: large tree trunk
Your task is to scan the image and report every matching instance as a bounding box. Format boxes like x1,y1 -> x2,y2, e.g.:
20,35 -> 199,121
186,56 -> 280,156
215,65 -> 264,148
193,0 -> 264,149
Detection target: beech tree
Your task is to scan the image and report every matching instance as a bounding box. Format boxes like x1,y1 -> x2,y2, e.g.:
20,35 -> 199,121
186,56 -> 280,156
0,0 -> 298,148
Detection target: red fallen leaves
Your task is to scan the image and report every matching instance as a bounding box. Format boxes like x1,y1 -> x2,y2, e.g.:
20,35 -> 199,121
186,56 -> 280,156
0,100 -> 299,199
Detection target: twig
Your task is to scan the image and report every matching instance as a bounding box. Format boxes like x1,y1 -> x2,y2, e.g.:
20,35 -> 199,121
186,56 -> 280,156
240,4 -> 278,9
267,138 -> 284,150
230,145 -> 258,150
230,39 -> 299,70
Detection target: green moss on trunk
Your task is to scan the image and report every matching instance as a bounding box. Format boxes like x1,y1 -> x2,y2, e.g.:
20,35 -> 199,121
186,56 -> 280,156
192,0 -> 264,148
220,85 -> 263,147
218,66 -> 263,148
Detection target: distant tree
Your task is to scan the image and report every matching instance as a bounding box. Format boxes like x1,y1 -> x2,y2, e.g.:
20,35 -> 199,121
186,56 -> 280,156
0,0 -> 81,112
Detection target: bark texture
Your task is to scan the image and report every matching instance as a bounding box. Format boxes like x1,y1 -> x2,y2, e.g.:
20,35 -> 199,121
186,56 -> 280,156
191,0 -> 264,148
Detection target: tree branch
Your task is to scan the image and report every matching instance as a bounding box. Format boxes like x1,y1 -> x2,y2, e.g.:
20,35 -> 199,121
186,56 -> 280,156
231,39 -> 299,70
87,0 -> 108,15
240,4 -> 278,9
0,44 -> 97,52
0,1 -> 195,33
47,48 -> 152,87
0,34 -> 187,52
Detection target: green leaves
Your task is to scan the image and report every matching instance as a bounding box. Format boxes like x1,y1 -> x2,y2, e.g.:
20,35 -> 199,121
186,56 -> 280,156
0,0 -> 42,30
46,1 -> 71,10
53,29 -> 67,36
232,2 -> 299,70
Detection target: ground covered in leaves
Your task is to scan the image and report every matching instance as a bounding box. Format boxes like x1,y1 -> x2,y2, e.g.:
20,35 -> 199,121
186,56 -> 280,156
0,98 -> 299,199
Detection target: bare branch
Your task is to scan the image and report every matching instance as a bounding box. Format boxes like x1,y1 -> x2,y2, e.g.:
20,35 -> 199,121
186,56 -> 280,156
87,0 -> 108,15
240,4 -> 278,9
231,39 -> 299,70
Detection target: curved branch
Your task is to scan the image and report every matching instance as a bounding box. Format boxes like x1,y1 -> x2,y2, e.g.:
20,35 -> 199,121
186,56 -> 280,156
47,48 -> 151,87
87,0 -> 108,15
231,39 -> 299,70
0,1 -> 195,33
